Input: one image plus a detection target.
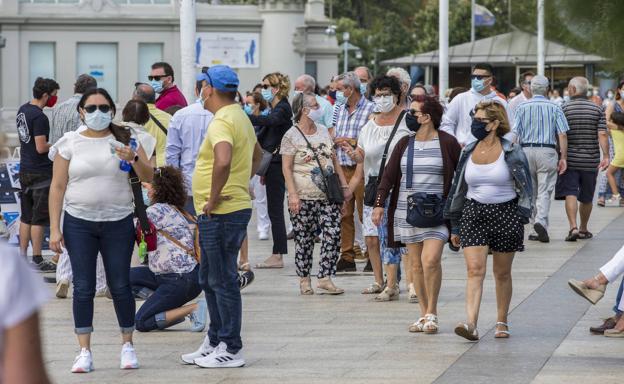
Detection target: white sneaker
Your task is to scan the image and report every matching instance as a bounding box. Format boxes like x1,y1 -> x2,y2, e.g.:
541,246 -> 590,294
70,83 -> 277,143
71,348 -> 94,373
194,343 -> 245,368
120,342 -> 139,369
258,231 -> 269,241
180,335 -> 216,365
605,195 -> 621,207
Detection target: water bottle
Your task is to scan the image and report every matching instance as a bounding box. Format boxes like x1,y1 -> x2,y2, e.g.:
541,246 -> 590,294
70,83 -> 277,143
119,138 -> 137,172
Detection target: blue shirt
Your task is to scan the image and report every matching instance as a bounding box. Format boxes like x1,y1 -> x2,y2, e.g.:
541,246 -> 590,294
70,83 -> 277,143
334,96 -> 375,166
165,102 -> 214,196
512,95 -> 569,145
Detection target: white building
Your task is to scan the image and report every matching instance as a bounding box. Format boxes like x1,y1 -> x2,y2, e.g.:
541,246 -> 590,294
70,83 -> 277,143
0,0 -> 339,133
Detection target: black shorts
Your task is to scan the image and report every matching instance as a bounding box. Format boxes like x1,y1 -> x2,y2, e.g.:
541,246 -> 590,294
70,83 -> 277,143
459,199 -> 524,253
19,172 -> 51,226
554,169 -> 598,204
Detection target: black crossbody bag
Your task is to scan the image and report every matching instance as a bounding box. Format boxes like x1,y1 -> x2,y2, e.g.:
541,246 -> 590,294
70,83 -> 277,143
294,126 -> 344,205
364,110 -> 406,207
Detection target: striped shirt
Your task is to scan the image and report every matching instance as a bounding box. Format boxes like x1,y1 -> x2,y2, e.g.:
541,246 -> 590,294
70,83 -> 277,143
562,96 -> 606,171
50,94 -> 82,145
512,95 -> 569,145
334,96 -> 375,166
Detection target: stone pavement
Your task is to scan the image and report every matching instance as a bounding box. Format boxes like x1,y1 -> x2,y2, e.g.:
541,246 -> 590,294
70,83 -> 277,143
40,201 -> 624,384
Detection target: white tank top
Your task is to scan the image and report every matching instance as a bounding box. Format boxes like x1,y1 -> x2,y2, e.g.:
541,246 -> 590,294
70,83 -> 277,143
465,151 -> 517,204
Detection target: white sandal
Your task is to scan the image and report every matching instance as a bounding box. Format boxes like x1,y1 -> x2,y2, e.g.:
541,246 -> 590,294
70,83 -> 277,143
409,317 -> 427,333
423,314 -> 439,334
494,322 -> 510,338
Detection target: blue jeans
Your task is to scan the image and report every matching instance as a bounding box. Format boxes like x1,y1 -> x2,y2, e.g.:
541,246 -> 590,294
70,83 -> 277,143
130,265 -> 201,332
198,209 -> 251,354
63,212 -> 135,334
614,276 -> 624,316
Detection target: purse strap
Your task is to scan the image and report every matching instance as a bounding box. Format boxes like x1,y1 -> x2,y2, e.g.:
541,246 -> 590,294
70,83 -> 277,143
406,135 -> 415,189
129,168 -> 152,236
158,229 -> 194,254
376,110 -> 406,181
294,126 -> 331,193
149,113 -> 168,136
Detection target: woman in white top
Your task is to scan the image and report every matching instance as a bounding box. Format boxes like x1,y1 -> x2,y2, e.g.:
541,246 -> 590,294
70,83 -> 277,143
48,88 -> 153,373
342,75 -> 411,301
121,99 -> 157,166
445,100 -> 532,341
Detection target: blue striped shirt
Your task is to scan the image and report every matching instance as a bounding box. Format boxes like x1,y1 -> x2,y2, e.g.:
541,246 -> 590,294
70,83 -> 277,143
334,96 -> 375,165
512,95 -> 569,145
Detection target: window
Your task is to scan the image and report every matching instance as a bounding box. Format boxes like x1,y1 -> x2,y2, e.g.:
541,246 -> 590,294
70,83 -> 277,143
77,43 -> 118,100
29,42 -> 55,93
138,43 -> 164,83
305,61 -> 317,81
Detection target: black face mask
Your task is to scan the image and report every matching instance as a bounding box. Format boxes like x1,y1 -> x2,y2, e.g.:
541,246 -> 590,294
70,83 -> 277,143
405,113 -> 422,132
471,119 -> 490,141
329,90 -> 337,100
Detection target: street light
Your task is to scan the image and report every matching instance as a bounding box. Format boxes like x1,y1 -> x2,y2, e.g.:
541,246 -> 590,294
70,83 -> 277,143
342,32 -> 350,73
373,48 -> 386,76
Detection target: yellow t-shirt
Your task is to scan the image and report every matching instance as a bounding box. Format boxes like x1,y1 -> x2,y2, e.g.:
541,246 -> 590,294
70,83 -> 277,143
192,103 -> 257,215
145,104 -> 171,167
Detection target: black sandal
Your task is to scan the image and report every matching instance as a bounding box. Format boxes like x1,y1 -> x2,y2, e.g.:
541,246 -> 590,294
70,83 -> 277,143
578,231 -> 593,240
565,227 -> 579,242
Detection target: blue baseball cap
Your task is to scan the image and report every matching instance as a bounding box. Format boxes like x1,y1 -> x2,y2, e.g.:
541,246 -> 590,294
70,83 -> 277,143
196,73 -> 209,82
206,65 -> 239,92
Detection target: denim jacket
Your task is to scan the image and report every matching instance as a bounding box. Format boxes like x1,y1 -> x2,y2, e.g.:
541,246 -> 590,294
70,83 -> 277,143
443,137 -> 533,234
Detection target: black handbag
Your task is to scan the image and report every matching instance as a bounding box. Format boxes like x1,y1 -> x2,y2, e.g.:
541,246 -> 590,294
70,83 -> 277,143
363,110 -> 406,207
405,136 -> 445,228
255,148 -> 275,176
294,126 -> 344,205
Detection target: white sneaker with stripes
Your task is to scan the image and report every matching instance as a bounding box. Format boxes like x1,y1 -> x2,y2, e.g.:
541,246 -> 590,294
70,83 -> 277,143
180,335 -> 216,364
194,343 -> 245,368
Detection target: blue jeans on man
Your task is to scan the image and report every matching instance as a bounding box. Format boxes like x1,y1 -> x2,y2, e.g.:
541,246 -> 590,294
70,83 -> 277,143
198,209 -> 251,354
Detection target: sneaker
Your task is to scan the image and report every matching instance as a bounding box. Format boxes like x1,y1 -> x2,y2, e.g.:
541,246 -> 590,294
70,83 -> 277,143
258,231 -> 269,241
56,279 -> 69,299
120,342 -> 139,369
31,259 -> 56,273
195,343 -> 245,368
336,257 -> 356,272
181,335 -> 216,365
188,300 -> 207,332
605,195 -> 621,207
71,348 -> 94,373
238,270 -> 255,290
533,223 -> 550,243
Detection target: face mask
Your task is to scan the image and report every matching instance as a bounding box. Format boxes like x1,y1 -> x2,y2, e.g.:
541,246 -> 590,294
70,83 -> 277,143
373,95 -> 395,113
195,97 -> 203,104
608,92 -> 614,100
360,82 -> 368,95
593,90 -> 599,96
335,91 -> 347,105
405,113 -> 422,132
243,104 -> 253,115
328,90 -> 337,100
620,91 -> 624,100
471,78 -> 486,93
261,109 -> 270,116
261,88 -> 274,102
150,79 -> 164,94
141,187 -> 151,207
84,110 -> 112,131
307,108 -> 323,123
294,90 -> 303,96
46,95 -> 58,108
563,95 -> 570,102
470,119 -> 490,141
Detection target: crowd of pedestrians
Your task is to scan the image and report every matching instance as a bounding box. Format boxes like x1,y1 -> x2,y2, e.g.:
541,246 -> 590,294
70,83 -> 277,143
7,57 -> 624,377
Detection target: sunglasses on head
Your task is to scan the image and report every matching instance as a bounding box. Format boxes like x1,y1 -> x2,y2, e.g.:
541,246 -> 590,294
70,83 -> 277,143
148,75 -> 169,81
83,104 -> 111,114
409,94 -> 426,103
471,74 -> 491,80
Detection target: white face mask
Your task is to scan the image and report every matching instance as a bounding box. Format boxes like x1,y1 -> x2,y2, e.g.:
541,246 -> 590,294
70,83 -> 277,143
307,107 -> 323,123
84,110 -> 112,131
373,95 -> 395,113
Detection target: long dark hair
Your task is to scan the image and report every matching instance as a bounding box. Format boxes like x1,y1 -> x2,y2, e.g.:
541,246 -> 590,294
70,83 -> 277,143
77,88 -> 130,144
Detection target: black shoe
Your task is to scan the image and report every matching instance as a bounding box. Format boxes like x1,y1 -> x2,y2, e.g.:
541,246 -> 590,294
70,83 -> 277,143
239,270 -> 255,290
336,258 -> 356,272
363,259 -> 373,272
533,223 -> 550,243
31,260 -> 56,273
517,244 -> 525,252
528,234 -> 540,241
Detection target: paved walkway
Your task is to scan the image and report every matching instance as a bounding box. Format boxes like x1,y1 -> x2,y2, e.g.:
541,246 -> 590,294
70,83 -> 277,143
40,201 -> 624,383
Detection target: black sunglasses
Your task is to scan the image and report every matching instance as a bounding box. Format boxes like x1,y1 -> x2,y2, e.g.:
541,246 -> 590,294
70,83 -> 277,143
148,75 -> 169,81
83,104 -> 111,113
261,84 -> 272,90
471,74 -> 491,80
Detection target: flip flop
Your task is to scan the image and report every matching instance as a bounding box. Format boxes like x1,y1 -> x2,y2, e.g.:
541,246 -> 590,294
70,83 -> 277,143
578,231 -> 593,240
255,262 -> 284,269
568,278 -> 605,304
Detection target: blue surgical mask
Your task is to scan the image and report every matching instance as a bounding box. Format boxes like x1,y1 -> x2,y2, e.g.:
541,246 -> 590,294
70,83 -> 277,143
243,104 -> 253,115
150,79 -> 164,94
84,110 -> 112,131
261,109 -> 270,116
335,91 -> 347,105
471,78 -> 486,93
563,95 -> 570,102
141,187 -> 151,206
360,83 -> 368,96
261,88 -> 274,102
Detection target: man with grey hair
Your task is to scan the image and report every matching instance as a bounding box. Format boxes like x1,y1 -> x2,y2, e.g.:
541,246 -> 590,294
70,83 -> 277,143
508,71 -> 534,122
386,67 -> 411,109
333,71 -> 375,272
49,74 -> 97,144
133,83 -> 171,167
354,66 -> 373,98
556,76 -> 609,240
512,74 -> 569,243
294,74 -> 334,134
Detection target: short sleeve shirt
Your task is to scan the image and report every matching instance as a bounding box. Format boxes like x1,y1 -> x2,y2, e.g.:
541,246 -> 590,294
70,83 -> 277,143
16,103 -> 53,174
562,97 -> 607,171
280,124 -> 336,200
192,104 -> 257,215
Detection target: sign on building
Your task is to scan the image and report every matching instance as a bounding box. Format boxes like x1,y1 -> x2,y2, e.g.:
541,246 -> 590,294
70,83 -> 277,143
195,33 -> 260,69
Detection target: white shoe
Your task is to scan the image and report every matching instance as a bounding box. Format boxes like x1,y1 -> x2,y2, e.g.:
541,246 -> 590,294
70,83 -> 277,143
180,335 -> 216,365
258,231 -> 269,241
71,348 -> 94,373
120,342 -> 139,369
56,279 -> 69,298
194,343 -> 245,368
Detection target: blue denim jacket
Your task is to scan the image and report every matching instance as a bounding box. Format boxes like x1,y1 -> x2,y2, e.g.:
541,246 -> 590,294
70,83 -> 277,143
443,137 -> 533,234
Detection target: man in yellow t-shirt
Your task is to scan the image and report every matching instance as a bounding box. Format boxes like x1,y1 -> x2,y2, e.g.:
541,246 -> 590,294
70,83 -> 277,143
133,83 -> 171,166
183,66 -> 262,369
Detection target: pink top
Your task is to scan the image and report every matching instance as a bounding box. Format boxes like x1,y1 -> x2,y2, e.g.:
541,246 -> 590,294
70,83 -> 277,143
155,85 -> 188,111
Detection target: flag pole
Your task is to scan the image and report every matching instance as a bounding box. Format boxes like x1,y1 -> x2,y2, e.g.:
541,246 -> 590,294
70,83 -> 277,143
439,0 -> 449,96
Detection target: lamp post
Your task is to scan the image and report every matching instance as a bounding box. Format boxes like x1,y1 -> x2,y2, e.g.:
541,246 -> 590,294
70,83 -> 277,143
343,32 -> 350,73
537,0 -> 545,76
179,0 -> 196,104
439,0 -> 449,96
373,48 -> 386,76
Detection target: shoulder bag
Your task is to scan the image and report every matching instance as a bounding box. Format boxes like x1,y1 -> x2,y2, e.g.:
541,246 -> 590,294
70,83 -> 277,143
130,168 -> 156,264
149,113 -> 168,136
363,110 -> 406,207
405,136 -> 446,228
294,126 -> 344,205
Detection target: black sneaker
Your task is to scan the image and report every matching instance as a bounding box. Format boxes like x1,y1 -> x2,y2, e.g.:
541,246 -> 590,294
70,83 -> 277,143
31,260 -> 56,273
239,270 -> 255,290
534,223 -> 550,243
528,234 -> 540,241
363,259 -> 373,272
336,258 -> 356,272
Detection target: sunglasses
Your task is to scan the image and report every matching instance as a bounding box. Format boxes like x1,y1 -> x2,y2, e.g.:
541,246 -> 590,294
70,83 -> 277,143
261,84 -> 272,90
83,104 -> 111,113
148,75 -> 169,81
408,94 -> 426,103
471,74 -> 491,80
